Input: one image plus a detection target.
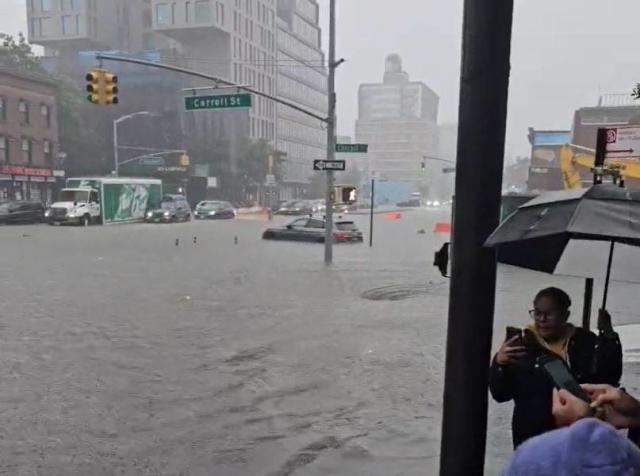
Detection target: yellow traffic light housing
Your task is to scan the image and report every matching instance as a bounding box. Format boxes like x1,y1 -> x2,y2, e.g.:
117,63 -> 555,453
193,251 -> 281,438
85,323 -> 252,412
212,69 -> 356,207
103,72 -> 119,105
86,69 -> 104,105
85,68 -> 119,105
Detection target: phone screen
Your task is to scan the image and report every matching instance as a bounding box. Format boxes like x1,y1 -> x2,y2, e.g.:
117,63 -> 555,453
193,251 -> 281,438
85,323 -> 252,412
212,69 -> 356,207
542,358 -> 591,403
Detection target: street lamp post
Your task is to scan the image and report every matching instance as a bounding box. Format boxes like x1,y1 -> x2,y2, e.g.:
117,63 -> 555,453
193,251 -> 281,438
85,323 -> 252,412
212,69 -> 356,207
113,111 -> 153,176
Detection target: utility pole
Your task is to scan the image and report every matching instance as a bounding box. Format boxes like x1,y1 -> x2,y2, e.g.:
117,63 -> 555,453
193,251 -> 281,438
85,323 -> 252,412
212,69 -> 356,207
324,0 -> 337,264
439,0 -> 514,475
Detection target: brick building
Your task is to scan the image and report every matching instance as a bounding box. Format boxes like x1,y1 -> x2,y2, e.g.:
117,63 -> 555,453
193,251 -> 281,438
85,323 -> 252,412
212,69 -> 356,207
0,68 -> 64,202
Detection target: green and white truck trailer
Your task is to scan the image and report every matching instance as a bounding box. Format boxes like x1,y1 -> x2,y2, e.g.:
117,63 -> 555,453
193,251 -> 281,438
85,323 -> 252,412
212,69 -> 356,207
45,177 -> 163,225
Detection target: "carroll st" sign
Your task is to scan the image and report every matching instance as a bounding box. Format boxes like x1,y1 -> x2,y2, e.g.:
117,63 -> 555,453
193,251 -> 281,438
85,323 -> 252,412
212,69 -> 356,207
184,93 -> 252,111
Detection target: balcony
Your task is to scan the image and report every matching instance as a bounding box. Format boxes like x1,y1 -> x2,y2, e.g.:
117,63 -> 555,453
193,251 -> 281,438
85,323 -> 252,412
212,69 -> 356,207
28,11 -> 110,50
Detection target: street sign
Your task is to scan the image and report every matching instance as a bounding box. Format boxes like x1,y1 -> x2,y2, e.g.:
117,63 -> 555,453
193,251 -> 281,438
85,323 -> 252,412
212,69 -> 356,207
313,160 -> 346,171
604,126 -> 640,158
184,93 -> 252,111
336,143 -> 368,153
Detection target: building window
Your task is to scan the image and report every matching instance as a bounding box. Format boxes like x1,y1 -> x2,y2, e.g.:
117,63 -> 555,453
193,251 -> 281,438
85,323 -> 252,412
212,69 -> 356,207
62,15 -> 77,35
19,100 -> 30,125
0,97 -> 5,121
22,139 -> 32,164
216,2 -> 225,25
0,137 -> 7,163
156,3 -> 171,25
185,1 -> 190,23
43,140 -> 52,164
40,0 -> 53,11
41,104 -> 51,128
195,0 -> 211,23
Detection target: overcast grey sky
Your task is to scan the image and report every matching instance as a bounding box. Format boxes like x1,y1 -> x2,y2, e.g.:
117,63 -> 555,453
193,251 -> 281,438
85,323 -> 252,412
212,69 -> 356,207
2,0 -> 640,159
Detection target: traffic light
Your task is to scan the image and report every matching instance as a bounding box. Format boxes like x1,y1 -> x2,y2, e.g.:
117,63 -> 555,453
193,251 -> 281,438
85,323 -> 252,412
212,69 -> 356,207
85,68 -> 119,106
86,69 -> 103,105
103,71 -> 119,105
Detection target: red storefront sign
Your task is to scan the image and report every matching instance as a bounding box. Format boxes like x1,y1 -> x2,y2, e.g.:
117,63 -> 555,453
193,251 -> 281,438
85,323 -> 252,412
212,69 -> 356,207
0,165 -> 53,177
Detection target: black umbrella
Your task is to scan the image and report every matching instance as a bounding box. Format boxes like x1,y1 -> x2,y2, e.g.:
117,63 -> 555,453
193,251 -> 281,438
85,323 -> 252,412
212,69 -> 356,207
485,184 -> 640,309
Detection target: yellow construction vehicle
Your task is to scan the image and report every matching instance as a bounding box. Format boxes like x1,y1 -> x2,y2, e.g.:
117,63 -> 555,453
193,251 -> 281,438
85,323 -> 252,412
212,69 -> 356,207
559,145 -> 640,189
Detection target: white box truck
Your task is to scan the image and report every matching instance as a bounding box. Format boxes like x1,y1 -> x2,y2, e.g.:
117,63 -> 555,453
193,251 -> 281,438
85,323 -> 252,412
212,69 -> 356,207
45,177 -> 163,225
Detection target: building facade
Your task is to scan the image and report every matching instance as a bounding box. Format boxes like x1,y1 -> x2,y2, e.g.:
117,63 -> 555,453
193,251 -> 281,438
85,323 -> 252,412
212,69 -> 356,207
275,0 -> 327,198
0,68 -> 63,202
151,0 -> 278,144
355,54 -> 439,183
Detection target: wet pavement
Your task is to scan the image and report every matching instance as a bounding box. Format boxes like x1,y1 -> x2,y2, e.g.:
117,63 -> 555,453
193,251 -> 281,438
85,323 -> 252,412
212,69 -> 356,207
1,210 -> 639,475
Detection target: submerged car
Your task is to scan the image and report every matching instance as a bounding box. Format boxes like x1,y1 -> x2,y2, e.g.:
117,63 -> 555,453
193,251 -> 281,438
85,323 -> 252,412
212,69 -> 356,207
275,200 -> 314,216
0,200 -> 45,224
262,217 -> 363,243
145,195 -> 191,223
193,201 -> 236,219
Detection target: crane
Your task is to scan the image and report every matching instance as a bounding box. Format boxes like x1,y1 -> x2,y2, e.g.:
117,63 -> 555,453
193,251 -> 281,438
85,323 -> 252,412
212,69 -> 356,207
559,144 -> 640,189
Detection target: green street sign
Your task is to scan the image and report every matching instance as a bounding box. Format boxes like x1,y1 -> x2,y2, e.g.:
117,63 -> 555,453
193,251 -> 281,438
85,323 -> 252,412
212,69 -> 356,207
336,143 -> 368,153
185,93 -> 252,111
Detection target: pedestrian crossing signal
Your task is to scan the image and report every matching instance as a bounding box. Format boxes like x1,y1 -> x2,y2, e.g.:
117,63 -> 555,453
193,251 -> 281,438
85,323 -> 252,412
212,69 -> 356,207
334,185 -> 357,204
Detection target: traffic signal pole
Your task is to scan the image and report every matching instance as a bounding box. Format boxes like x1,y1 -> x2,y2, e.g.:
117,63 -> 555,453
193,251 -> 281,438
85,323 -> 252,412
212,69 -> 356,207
439,0 -> 514,475
324,0 -> 337,264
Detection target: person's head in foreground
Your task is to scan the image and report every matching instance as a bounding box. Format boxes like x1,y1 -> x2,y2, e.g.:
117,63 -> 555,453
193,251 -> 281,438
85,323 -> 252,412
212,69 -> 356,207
503,417 -> 640,476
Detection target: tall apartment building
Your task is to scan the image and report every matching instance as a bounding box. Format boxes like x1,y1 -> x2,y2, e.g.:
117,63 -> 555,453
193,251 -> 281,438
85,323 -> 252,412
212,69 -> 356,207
355,54 -> 439,182
276,0 -> 327,198
151,0 -> 277,144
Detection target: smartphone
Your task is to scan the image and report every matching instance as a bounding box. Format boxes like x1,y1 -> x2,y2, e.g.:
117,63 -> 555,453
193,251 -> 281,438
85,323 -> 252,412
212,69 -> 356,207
539,354 -> 591,403
505,326 -> 523,344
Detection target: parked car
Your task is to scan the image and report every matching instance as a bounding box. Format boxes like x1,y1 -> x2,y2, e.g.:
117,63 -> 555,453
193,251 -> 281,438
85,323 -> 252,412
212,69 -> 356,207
262,216 -> 363,243
275,200 -> 314,216
0,200 -> 45,224
194,201 -> 236,220
145,195 -> 191,223
397,198 -> 422,207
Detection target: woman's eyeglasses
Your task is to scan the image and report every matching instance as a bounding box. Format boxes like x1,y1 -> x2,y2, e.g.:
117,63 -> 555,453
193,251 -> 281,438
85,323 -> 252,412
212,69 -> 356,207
529,309 -> 561,320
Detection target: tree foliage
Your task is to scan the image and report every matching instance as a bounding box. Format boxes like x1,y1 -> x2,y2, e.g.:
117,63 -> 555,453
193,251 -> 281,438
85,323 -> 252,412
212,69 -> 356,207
0,33 -> 107,174
633,84 -> 640,100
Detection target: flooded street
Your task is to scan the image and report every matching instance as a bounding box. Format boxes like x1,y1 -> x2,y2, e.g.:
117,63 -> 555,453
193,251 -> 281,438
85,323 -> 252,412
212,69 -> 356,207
1,210 -> 639,475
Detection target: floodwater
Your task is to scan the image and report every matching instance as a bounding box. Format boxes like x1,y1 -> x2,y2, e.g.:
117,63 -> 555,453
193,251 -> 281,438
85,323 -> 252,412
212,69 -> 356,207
1,210 -> 639,475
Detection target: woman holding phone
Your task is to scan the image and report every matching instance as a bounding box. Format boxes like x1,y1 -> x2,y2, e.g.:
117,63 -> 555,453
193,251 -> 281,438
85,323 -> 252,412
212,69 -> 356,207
489,287 -> 622,448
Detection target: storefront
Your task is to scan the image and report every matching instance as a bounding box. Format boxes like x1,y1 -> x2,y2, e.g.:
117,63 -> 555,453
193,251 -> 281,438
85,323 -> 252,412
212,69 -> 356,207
0,165 -> 65,203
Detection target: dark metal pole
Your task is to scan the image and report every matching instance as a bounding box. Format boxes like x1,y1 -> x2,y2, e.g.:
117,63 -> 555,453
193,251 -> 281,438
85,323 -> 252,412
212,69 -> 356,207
594,128 -> 608,184
369,179 -> 375,247
602,242 -> 615,310
324,0 -> 337,264
582,278 -> 594,330
439,0 -> 514,474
